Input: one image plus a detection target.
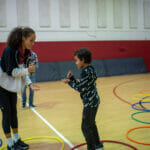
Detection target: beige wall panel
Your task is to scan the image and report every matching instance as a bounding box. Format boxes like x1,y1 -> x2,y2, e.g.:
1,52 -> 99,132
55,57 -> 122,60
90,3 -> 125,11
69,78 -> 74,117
96,0 -> 107,28
16,0 -> 29,26
113,0 -> 123,28
79,0 -> 89,28
39,0 -> 51,27
59,0 -> 71,28
129,0 -> 138,28
0,0 -> 6,27
143,0 -> 150,29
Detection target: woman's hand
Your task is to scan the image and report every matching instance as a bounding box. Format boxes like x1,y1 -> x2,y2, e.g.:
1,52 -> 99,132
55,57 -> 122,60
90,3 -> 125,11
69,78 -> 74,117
29,84 -> 40,91
62,78 -> 70,84
67,71 -> 73,79
28,64 -> 35,73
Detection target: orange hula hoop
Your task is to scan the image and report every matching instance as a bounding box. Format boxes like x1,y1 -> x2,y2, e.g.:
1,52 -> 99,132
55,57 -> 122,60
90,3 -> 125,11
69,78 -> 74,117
126,126 -> 150,145
140,89 -> 150,94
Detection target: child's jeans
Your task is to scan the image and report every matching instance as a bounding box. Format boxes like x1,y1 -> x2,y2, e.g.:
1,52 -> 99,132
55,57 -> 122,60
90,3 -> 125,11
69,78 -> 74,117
81,105 -> 103,150
22,73 -> 36,106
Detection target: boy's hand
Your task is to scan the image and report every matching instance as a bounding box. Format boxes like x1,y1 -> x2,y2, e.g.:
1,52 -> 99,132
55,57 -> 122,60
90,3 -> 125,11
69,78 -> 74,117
67,71 -> 73,78
62,78 -> 70,84
29,84 -> 40,91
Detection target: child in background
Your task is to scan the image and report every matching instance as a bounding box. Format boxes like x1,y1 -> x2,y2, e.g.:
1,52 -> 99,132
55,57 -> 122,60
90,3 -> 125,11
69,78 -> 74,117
62,48 -> 104,150
22,50 -> 38,109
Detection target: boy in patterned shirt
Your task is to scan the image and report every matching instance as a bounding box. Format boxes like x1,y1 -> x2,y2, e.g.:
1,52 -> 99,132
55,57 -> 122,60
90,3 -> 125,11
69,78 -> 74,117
62,48 -> 104,150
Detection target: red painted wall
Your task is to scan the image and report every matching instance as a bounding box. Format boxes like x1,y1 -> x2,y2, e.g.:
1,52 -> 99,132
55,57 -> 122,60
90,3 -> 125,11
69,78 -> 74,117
0,41 -> 150,71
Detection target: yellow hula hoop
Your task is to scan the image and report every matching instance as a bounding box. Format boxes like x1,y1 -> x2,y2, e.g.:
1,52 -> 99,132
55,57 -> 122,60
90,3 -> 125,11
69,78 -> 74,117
0,136 -> 64,150
132,94 -> 150,101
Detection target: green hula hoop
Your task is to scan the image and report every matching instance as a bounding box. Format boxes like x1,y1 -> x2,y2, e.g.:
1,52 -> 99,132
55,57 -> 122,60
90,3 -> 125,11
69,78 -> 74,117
131,111 -> 150,124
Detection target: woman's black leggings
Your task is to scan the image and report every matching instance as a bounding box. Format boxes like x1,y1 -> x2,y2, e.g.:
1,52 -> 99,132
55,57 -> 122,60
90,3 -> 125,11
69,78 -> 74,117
0,86 -> 18,134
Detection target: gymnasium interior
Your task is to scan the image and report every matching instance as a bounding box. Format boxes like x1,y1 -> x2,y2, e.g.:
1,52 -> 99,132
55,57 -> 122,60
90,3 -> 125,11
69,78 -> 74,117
0,0 -> 150,150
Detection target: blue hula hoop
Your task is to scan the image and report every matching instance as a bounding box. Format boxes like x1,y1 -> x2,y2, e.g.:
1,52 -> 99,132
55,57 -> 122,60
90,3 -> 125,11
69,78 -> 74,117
132,101 -> 150,112
0,138 -> 2,147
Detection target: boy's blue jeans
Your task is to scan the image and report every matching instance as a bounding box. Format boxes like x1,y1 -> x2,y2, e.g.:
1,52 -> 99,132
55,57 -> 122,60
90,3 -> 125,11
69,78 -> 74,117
22,73 -> 36,106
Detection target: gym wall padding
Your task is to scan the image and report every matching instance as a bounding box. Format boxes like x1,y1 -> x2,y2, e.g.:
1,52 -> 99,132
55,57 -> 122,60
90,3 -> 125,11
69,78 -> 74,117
36,61 -> 81,82
103,57 -> 147,76
35,62 -> 60,82
36,57 -> 147,82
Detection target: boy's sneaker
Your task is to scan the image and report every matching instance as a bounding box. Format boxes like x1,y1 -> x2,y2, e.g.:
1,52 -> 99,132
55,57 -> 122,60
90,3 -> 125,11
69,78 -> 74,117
29,104 -> 37,109
22,106 -> 26,110
95,143 -> 104,150
87,145 -> 95,150
22,103 -> 26,110
14,139 -> 29,150
96,147 -> 104,150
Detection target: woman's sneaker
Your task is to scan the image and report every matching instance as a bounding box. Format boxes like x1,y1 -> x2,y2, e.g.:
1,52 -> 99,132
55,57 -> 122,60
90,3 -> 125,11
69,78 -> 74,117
14,139 -> 29,150
7,145 -> 14,150
29,104 -> 37,109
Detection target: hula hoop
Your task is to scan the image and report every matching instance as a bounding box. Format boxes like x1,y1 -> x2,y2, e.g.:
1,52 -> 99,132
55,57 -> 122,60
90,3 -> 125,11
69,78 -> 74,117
140,89 -> 150,94
132,94 -> 150,101
71,140 -> 137,150
131,111 -> 150,124
139,100 -> 148,110
126,126 -> 150,145
0,139 -> 2,147
0,136 -> 64,150
131,101 -> 150,112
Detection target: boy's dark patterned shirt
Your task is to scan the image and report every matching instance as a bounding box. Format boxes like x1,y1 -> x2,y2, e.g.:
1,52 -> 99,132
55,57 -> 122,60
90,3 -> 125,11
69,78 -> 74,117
68,65 -> 100,107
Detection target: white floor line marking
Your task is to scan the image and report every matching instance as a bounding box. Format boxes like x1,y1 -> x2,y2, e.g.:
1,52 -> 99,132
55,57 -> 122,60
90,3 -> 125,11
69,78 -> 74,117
30,106 -> 75,148
18,95 -> 78,149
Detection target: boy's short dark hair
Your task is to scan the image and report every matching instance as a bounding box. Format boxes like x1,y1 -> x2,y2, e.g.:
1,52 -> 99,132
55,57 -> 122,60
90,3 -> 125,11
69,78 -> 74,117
74,48 -> 92,64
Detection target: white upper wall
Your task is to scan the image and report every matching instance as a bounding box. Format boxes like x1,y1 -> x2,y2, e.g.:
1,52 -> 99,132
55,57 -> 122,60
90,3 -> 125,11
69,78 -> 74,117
0,0 -> 150,42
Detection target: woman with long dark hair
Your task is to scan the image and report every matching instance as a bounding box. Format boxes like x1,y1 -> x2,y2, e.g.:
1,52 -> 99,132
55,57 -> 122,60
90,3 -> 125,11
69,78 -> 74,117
0,27 -> 39,150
